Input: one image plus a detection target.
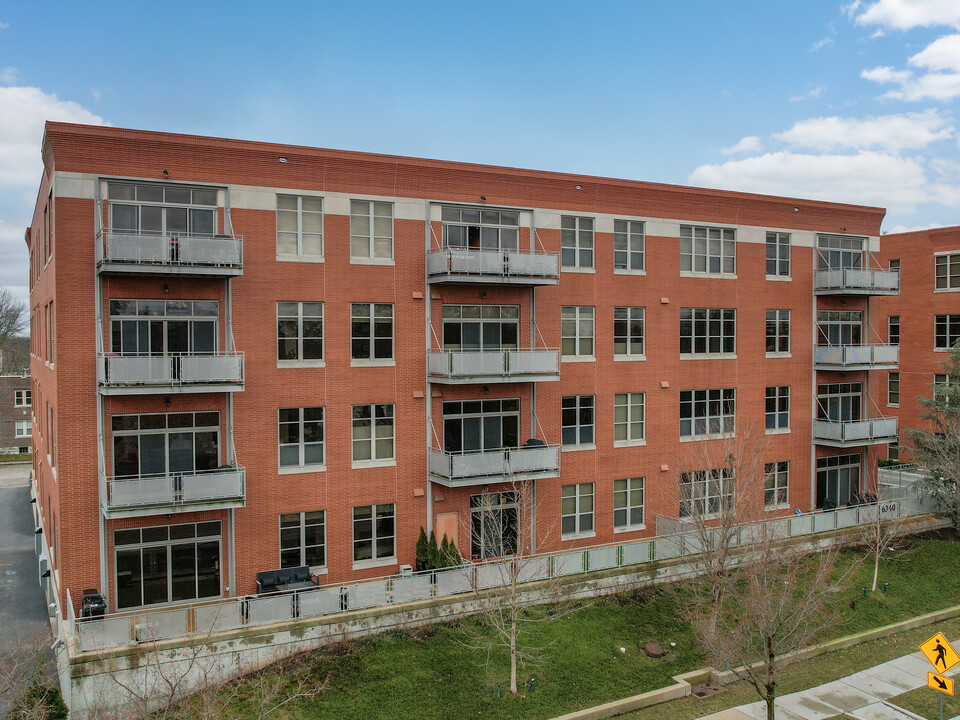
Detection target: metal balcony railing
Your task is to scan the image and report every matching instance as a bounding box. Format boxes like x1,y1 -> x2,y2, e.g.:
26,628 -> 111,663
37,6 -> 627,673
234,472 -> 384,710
427,349 -> 560,383
97,353 -> 244,392
100,466 -> 246,517
813,345 -> 899,370
428,444 -> 561,487
426,248 -> 559,284
814,268 -> 900,295
813,417 -> 898,447
97,230 -> 243,274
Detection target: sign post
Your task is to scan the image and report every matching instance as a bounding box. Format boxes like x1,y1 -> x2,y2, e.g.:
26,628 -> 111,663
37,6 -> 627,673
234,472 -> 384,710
920,632 -> 959,720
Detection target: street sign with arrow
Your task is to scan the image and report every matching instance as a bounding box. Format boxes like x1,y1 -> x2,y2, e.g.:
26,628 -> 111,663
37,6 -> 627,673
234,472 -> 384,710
928,672 -> 955,696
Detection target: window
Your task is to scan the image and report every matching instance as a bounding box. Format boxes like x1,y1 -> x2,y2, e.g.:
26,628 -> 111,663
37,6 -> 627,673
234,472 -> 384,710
562,395 -> 595,448
935,315 -> 960,350
561,306 -> 594,358
816,454 -> 860,509
680,225 -> 736,274
114,522 -> 221,609
110,299 -> 219,356
15,421 -> 31,438
108,182 -> 218,237
279,511 -> 326,569
350,200 -> 393,260
679,468 -> 734,519
766,232 -> 790,277
441,207 -> 519,250
888,372 -> 900,406
278,407 -> 325,469
14,390 -> 30,407
352,404 -> 395,463
44,191 -> 52,262
935,253 -> 960,290
817,234 -> 863,270
351,303 -> 394,361
680,389 -> 735,438
817,383 -> 862,422
561,216 -> 594,269
680,308 -> 736,355
614,307 -> 645,357
614,393 -> 645,445
442,305 -> 518,350
47,404 -> 55,468
471,492 -> 518,559
818,311 -> 862,346
889,316 -> 900,345
766,309 -> 790,354
765,386 -> 790,431
614,478 -> 645,530
934,374 -> 952,401
889,258 -> 900,274
888,438 -> 900,463
444,399 -> 519,453
277,302 -> 323,362
764,462 -> 789,508
561,483 -> 594,536
353,504 -> 395,563
112,412 -> 219,478
614,220 -> 644,271
277,194 -> 323,259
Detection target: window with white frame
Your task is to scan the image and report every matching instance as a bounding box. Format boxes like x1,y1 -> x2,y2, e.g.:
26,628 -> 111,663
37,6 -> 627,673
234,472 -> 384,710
889,258 -> 901,274
614,393 -> 645,445
353,504 -> 395,563
561,306 -> 594,358
614,477 -> 645,530
350,200 -> 393,260
352,404 -> 395,463
764,462 -> 789,508
15,421 -> 30,438
279,511 -> 326,569
766,232 -> 790,277
935,315 -> 960,350
278,407 -> 324,469
614,220 -> 644,271
14,390 -> 30,407
108,182 -> 218,237
680,308 -> 736,355
109,299 -> 219,356
818,310 -> 862,346
680,225 -> 735,274
680,389 -> 735,438
765,386 -> 790,431
935,253 -> 960,290
888,437 -> 900,463
561,483 -> 594,536
561,216 -> 594,269
277,302 -> 323,362
766,309 -> 790,353
351,303 -> 394,360
679,468 -> 734,519
614,307 -> 644,357
888,372 -> 900,406
561,395 -> 594,448
934,373 -> 951,401
889,316 -> 900,345
817,234 -> 863,270
441,206 -> 519,250
276,195 -> 323,259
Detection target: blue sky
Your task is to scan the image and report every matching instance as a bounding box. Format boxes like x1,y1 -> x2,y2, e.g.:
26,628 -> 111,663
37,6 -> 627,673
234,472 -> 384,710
1,0 -> 959,304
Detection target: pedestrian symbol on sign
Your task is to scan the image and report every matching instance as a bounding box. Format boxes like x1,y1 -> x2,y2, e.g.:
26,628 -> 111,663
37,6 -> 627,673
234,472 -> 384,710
920,632 -> 960,673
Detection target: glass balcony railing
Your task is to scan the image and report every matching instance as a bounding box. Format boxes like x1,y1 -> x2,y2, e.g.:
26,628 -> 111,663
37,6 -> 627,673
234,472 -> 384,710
813,345 -> 899,370
97,230 -> 243,275
428,444 -> 560,487
426,248 -> 559,284
814,269 -> 899,295
100,466 -> 246,517
427,349 -> 559,383
97,353 -> 244,393
813,417 -> 898,447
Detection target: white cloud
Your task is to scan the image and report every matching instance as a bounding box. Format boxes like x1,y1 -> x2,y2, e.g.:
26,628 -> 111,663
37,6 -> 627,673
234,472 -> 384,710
811,37 -> 834,51
0,67 -> 19,85
772,109 -> 954,152
91,88 -> 101,102
854,0 -> 960,31
688,150 -> 957,213
721,136 -> 764,155
0,22 -> 8,30
861,66 -> 912,84
884,222 -> 945,233
0,86 -> 108,187
790,85 -> 826,102
0,217 -> 29,305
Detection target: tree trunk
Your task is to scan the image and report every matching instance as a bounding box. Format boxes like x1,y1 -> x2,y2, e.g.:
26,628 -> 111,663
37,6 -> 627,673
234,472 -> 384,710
872,548 -> 880,592
509,617 -> 518,695
765,693 -> 776,720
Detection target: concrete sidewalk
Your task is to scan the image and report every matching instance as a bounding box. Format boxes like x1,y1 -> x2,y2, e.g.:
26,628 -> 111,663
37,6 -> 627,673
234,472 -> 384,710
698,638 -> 960,720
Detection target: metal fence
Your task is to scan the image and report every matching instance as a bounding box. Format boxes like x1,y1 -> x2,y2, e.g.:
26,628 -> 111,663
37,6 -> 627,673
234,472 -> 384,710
814,268 -> 900,293
426,248 -> 559,280
98,352 -> 244,387
70,471 -> 938,653
99,231 -> 243,269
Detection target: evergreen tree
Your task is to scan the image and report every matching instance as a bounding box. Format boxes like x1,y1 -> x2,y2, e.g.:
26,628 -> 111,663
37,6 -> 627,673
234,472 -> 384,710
415,527 -> 429,567
439,535 -> 451,568
427,530 -> 440,569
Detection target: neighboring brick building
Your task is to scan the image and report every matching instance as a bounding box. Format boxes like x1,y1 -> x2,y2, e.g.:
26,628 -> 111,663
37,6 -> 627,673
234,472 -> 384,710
28,122 -> 906,616
0,373 -> 32,455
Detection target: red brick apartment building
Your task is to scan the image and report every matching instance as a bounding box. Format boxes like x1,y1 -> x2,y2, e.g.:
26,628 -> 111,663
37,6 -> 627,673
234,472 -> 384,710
27,122 -> 906,616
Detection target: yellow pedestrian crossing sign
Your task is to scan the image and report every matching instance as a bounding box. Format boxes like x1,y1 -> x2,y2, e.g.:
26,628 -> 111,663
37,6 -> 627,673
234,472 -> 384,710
921,632 -> 960,673
928,672 -> 955,696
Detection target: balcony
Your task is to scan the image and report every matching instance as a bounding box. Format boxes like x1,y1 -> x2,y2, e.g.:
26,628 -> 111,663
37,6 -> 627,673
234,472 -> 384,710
97,353 -> 244,394
99,466 -> 246,519
813,417 -> 898,448
96,231 -> 243,276
428,349 -> 560,384
814,269 -> 899,295
814,345 -> 899,371
426,248 -> 559,285
428,444 -> 561,487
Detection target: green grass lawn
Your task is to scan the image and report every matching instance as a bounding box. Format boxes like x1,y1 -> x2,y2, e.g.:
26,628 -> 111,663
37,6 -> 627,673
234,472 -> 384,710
172,535 -> 960,720
890,683 -> 960,720
0,453 -> 31,463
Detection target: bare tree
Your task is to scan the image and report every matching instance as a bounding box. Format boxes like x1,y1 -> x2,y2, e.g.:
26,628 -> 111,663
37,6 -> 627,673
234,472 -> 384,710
857,487 -> 907,593
0,630 -> 62,719
0,287 -> 26,354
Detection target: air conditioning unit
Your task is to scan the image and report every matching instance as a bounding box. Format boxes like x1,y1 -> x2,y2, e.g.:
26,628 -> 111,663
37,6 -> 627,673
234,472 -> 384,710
399,564 -> 413,576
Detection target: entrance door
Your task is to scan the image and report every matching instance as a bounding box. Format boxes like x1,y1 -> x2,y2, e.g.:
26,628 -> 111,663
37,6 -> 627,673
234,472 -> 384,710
470,492 -> 519,559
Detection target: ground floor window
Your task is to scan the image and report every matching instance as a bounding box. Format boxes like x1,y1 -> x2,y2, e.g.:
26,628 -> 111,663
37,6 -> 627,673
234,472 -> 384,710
764,461 -> 789,508
613,477 -> 645,530
816,454 -> 861,509
470,491 -> 518,559
279,511 -> 326,569
353,504 -> 395,563
561,483 -> 594,536
679,468 -> 734,519
114,521 -> 221,610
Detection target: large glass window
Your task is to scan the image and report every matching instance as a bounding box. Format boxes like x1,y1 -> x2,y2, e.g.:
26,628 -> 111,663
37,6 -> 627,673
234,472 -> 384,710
352,404 -> 395,463
561,483 -> 594,536
680,225 -> 735,274
613,220 -> 644,271
277,302 -> 323,362
764,462 -> 789,508
279,511 -> 325,569
817,234 -> 863,270
441,207 -> 519,251
442,305 -> 519,350
110,299 -> 218,356
111,412 -> 219,478
108,183 -> 217,237
816,454 -> 860,509
818,310 -> 862,346
352,504 -> 395,562
766,309 -> 790,353
470,491 -> 518,559
614,393 -> 645,444
278,407 -> 324,469
562,395 -> 595,448
888,372 -> 900,406
114,522 -> 221,609
935,253 -> 960,290
888,316 -> 900,345
766,232 -> 790,277
680,389 -> 735,438
561,306 -> 594,358
351,303 -> 394,360
817,383 -> 862,422
765,386 -> 790,431
614,478 -> 645,530
614,307 -> 645,357
561,216 -> 594,269
443,399 -> 519,453
276,195 -> 323,258
350,200 -> 393,260
680,308 -> 735,355
680,468 -> 734,519
935,315 -> 960,350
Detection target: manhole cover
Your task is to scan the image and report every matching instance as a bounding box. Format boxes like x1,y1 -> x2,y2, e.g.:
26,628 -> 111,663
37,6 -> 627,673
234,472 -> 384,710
691,682 -> 726,698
